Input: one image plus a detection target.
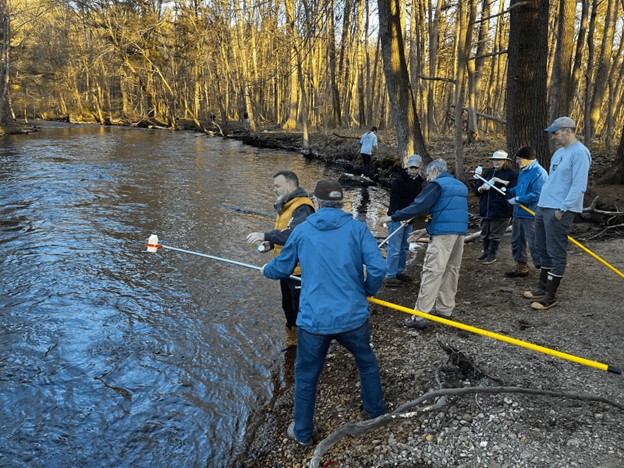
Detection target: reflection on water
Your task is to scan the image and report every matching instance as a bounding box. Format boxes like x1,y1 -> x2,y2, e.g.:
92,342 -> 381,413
0,122 -> 389,466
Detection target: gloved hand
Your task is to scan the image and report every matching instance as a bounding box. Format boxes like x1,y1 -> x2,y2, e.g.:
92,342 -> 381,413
507,197 -> 517,205
475,165 -> 483,175
479,183 -> 490,192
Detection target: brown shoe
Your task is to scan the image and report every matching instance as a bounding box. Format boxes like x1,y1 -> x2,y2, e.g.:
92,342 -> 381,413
505,262 -> 530,278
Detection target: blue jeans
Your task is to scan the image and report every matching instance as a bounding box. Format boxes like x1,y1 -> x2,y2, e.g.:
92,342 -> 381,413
293,320 -> 386,443
534,207 -> 574,276
386,221 -> 413,278
511,217 -> 541,267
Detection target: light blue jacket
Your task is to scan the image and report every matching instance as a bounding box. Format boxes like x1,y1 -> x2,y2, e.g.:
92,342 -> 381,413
507,160 -> 548,219
538,141 -> 591,213
263,208 -> 386,334
359,131 -> 378,155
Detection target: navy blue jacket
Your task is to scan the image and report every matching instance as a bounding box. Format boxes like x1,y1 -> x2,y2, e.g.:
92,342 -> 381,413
474,168 -> 517,219
391,173 -> 468,236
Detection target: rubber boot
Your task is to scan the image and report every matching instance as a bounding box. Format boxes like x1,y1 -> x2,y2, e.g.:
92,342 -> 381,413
531,274 -> 562,310
476,239 -> 490,261
285,325 -> 297,348
505,262 -> 530,278
481,240 -> 499,265
523,268 -> 549,299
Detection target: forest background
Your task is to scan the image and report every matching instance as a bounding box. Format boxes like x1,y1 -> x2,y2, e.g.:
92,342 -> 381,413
1,0 -> 624,184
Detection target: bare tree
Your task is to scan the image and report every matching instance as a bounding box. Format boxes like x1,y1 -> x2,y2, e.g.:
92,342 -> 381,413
506,0 -> 550,166
378,0 -> 428,166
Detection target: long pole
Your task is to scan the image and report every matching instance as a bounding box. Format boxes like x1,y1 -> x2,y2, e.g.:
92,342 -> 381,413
146,237 -> 301,281
368,297 -> 622,375
472,172 -> 624,280
377,219 -> 413,248
145,238 -> 622,376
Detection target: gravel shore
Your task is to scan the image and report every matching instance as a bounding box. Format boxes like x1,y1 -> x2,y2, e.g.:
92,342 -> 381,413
243,238 -> 624,468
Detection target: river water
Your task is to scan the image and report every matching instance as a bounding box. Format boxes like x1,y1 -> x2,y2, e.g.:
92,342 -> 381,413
0,123 -> 389,466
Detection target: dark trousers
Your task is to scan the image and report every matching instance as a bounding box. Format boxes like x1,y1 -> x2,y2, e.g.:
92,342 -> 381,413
280,277 -> 301,328
361,153 -> 372,177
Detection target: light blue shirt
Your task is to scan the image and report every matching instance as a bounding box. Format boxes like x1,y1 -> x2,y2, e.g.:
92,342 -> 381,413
538,141 -> 591,213
359,131 -> 378,155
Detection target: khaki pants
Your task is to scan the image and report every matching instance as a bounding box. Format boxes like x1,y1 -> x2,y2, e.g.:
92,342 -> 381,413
415,234 -> 464,316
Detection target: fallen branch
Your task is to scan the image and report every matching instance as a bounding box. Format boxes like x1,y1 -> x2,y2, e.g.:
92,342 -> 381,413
332,132 -> 359,140
584,223 -> 624,240
308,386 -> 624,468
583,196 -> 624,216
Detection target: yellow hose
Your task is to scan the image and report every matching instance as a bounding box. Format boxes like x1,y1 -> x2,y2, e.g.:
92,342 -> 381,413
367,296 -> 622,375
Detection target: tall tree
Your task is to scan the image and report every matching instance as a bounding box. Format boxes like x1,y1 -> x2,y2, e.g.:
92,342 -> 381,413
378,0 -> 428,165
0,0 -> 12,124
549,0 -> 575,120
506,0 -> 550,165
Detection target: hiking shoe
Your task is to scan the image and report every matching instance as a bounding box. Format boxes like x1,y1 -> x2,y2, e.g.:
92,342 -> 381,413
505,270 -> 529,278
505,262 -> 530,278
384,277 -> 403,288
396,273 -> 413,282
481,254 -> 497,265
476,251 -> 489,261
404,316 -> 428,329
287,422 -> 312,447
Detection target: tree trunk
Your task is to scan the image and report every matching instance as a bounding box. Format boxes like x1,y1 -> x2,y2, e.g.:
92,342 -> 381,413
0,1 -> 10,124
378,0 -> 428,166
506,0 -> 550,166
588,0 -> 616,139
283,0 -> 299,129
550,0 -> 575,121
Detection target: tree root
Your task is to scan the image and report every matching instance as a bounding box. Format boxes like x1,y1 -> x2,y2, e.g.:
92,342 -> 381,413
308,386 -> 624,468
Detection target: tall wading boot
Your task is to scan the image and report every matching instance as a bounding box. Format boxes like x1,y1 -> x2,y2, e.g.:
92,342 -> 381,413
481,240 -> 499,265
476,239 -> 490,261
285,325 -> 297,348
504,262 -> 530,278
523,268 -> 550,299
531,274 -> 562,310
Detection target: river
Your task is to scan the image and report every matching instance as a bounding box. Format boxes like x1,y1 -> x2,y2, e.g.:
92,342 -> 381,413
0,122 -> 389,466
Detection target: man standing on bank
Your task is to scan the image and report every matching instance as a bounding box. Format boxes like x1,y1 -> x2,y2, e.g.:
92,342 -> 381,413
381,159 -> 468,329
383,154 -> 425,288
261,180 -> 387,446
504,146 -> 548,278
359,126 -> 378,179
246,170 -> 315,348
524,117 -> 591,310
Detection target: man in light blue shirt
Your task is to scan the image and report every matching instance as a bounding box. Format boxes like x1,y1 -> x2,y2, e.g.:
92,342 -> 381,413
359,126 -> 378,178
525,116 -> 591,310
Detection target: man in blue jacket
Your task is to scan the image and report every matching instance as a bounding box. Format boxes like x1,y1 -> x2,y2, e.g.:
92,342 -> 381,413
504,146 -> 548,278
381,159 -> 468,329
524,117 -> 591,310
262,180 -> 386,446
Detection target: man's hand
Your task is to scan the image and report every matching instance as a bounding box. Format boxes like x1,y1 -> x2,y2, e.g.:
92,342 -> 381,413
246,232 -> 265,244
260,264 -> 266,275
507,197 -> 517,205
380,215 -> 392,226
478,184 -> 490,192
555,209 -> 565,220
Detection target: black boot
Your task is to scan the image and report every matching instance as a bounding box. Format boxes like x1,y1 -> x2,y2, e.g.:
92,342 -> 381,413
523,268 -> 549,299
476,239 -> 490,261
531,274 -> 562,310
482,240 -> 499,265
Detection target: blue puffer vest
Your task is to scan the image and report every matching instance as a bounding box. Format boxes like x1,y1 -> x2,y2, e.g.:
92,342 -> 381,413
427,173 -> 469,236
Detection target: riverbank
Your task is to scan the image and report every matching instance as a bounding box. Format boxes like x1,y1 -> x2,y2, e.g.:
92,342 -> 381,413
237,129 -> 624,468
